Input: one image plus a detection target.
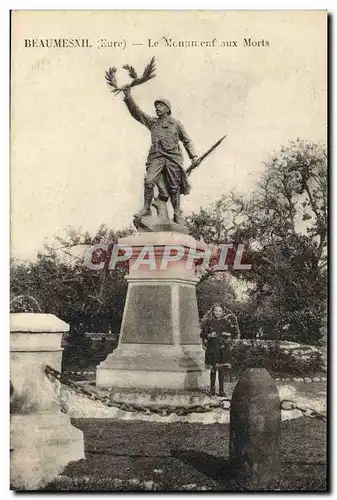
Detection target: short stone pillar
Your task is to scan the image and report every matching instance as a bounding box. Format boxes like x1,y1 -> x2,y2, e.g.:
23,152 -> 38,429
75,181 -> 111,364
96,231 -> 209,390
10,313 -> 85,490
229,368 -> 281,491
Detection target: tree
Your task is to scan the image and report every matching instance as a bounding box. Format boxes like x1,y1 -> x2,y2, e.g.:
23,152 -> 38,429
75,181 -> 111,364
245,140 -> 327,343
10,224 -> 134,334
186,140 -> 327,344
11,140 -> 327,345
196,275 -> 237,320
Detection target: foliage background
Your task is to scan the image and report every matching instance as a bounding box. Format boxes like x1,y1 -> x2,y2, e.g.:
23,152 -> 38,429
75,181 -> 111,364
11,140 -> 327,350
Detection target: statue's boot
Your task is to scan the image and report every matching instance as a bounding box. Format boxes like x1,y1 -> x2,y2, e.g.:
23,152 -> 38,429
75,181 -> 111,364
134,186 -> 153,218
170,193 -> 184,225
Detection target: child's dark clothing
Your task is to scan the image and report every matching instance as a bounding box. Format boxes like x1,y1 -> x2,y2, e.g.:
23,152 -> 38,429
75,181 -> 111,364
201,315 -> 238,368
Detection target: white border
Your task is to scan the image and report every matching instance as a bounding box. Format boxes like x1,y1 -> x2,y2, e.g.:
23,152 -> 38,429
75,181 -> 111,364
2,2 -> 333,499
3,1 -> 335,9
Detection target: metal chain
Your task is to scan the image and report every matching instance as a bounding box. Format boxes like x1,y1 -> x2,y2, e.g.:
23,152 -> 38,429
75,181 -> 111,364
45,365 -> 231,416
46,366 -> 326,421
280,399 -> 326,422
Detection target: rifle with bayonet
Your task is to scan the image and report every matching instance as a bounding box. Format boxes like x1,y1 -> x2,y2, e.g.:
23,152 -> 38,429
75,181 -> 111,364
186,135 -> 227,176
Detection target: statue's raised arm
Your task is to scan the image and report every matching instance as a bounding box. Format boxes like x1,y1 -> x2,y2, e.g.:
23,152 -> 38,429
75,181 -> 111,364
123,86 -> 155,130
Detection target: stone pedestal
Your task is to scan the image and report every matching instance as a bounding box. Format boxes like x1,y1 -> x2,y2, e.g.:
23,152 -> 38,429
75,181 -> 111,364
10,313 -> 85,490
96,232 -> 209,389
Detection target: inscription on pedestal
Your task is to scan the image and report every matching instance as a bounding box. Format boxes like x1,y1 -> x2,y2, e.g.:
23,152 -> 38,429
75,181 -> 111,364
122,285 -> 173,344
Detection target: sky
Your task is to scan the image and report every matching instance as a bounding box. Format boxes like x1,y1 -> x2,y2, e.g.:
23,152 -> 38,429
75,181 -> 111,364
10,10 -> 327,260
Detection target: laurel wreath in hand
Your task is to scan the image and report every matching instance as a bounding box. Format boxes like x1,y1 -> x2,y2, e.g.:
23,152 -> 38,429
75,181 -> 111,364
105,56 -> 156,95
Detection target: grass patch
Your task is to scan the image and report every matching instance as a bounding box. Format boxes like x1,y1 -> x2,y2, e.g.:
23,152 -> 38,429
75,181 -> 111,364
44,417 -> 327,492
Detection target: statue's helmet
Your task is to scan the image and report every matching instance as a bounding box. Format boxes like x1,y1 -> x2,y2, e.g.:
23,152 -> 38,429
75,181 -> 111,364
154,98 -> 172,115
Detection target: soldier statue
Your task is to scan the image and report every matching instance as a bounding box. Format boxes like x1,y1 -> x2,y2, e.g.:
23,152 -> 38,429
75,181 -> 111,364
122,85 -> 199,225
105,58 -> 225,228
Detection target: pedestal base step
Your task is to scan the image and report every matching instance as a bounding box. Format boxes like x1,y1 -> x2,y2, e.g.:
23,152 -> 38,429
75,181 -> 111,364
96,344 -> 209,390
96,367 -> 209,390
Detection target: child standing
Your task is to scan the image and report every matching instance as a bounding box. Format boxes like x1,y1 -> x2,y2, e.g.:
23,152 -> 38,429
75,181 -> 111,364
200,303 -> 240,396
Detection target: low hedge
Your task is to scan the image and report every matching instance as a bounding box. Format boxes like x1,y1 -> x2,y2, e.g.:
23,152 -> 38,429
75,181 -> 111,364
230,341 -> 323,376
61,335 -> 324,377
61,333 -> 117,371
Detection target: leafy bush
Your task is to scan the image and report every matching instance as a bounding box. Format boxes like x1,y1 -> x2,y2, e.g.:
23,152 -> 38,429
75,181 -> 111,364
61,334 -> 118,371
231,341 -> 323,376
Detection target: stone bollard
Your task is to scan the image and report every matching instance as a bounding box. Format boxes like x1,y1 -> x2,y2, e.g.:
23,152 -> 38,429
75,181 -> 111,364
229,368 -> 281,491
10,313 -> 85,490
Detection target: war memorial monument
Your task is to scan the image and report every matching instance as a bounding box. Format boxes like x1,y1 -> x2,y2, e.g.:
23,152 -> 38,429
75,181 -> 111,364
96,58 -> 225,389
